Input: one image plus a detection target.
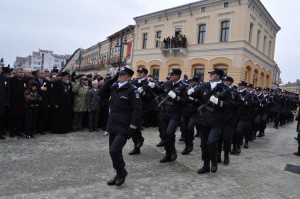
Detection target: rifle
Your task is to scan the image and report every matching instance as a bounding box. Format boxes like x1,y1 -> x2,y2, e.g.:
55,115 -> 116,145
158,83 -> 187,108
197,88 -> 228,114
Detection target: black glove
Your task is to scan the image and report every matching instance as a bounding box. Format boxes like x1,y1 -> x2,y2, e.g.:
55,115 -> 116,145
126,127 -> 137,140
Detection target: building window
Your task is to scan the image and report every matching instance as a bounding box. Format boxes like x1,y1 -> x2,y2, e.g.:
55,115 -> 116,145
145,20 -> 148,24
201,7 -> 206,13
198,24 -> 206,44
256,30 -> 261,49
158,17 -> 161,22
175,28 -> 182,36
249,23 -> 254,44
194,68 -> 204,82
152,68 -> 160,79
220,21 -> 230,42
268,41 -> 272,57
142,33 -> 148,49
178,12 -> 182,17
156,31 -> 162,48
224,2 -> 229,8
263,35 -> 267,54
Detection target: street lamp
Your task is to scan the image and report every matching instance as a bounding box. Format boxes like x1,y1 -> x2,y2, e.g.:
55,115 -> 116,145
114,33 -> 128,71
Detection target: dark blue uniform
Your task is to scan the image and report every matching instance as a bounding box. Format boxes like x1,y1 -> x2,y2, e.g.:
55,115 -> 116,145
153,80 -> 187,163
191,82 -> 234,173
99,75 -> 142,181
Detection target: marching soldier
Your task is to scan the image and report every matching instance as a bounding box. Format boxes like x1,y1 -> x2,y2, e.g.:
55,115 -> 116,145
189,68 -> 234,174
99,68 -> 141,186
150,69 -> 187,163
129,68 -> 154,155
232,81 -> 252,154
181,76 -> 201,155
218,76 -> 236,164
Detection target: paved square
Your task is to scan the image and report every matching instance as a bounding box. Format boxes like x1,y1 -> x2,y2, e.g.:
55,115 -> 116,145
1,123 -> 300,198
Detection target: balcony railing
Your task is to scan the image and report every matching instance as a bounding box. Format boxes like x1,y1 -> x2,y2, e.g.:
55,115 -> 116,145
76,63 -> 106,71
108,57 -> 127,65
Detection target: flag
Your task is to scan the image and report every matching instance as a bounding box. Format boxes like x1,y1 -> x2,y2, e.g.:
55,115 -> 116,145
126,42 -> 131,58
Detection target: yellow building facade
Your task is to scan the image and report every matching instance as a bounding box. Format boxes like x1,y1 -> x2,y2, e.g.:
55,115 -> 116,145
132,0 -> 281,87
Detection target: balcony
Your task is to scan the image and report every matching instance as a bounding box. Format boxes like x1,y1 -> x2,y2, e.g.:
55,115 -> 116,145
160,36 -> 188,57
76,63 -> 106,71
108,57 -> 127,65
160,46 -> 188,57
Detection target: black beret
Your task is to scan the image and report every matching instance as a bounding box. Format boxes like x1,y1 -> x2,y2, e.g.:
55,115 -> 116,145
119,67 -> 134,77
188,76 -> 199,82
223,76 -> 234,83
170,69 -> 182,76
208,68 -> 224,77
238,81 -> 247,87
60,71 -> 70,76
137,67 -> 148,74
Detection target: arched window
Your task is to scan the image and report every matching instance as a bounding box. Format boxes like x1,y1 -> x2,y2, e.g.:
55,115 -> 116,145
193,65 -> 205,82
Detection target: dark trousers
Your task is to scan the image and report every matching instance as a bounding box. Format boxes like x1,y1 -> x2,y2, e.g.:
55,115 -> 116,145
0,115 -> 4,135
89,110 -> 99,130
200,126 -> 222,162
10,113 -> 24,134
109,133 -> 128,171
234,120 -> 247,146
274,111 -> 281,127
72,112 -> 84,130
160,116 -> 179,153
99,108 -> 109,131
37,109 -> 47,133
182,114 -> 198,147
218,124 -> 234,154
25,109 -> 38,136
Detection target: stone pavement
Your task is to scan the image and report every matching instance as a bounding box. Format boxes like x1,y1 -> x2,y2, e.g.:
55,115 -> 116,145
0,122 -> 300,199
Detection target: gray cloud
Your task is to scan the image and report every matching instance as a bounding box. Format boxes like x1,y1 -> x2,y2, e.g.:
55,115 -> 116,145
0,0 -> 299,82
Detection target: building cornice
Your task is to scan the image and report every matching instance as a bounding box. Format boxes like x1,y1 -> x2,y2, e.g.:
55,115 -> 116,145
133,0 -> 225,22
251,0 -> 281,33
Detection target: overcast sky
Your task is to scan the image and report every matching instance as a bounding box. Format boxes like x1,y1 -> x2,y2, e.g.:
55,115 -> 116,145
0,0 -> 299,83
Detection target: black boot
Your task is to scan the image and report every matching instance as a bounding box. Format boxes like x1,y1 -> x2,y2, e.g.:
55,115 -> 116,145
208,144 -> 218,173
224,152 -> 229,165
136,137 -> 144,148
160,143 -> 171,163
217,153 -> 222,163
197,162 -> 210,174
181,141 -> 193,155
129,146 -> 140,155
156,140 -> 166,147
107,175 -> 118,186
231,144 -> 237,154
115,169 -> 128,186
244,140 -> 248,149
170,135 -> 177,161
236,144 -> 241,154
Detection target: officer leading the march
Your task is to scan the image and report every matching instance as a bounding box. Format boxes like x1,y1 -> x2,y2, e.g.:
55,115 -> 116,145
99,68 -> 142,186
